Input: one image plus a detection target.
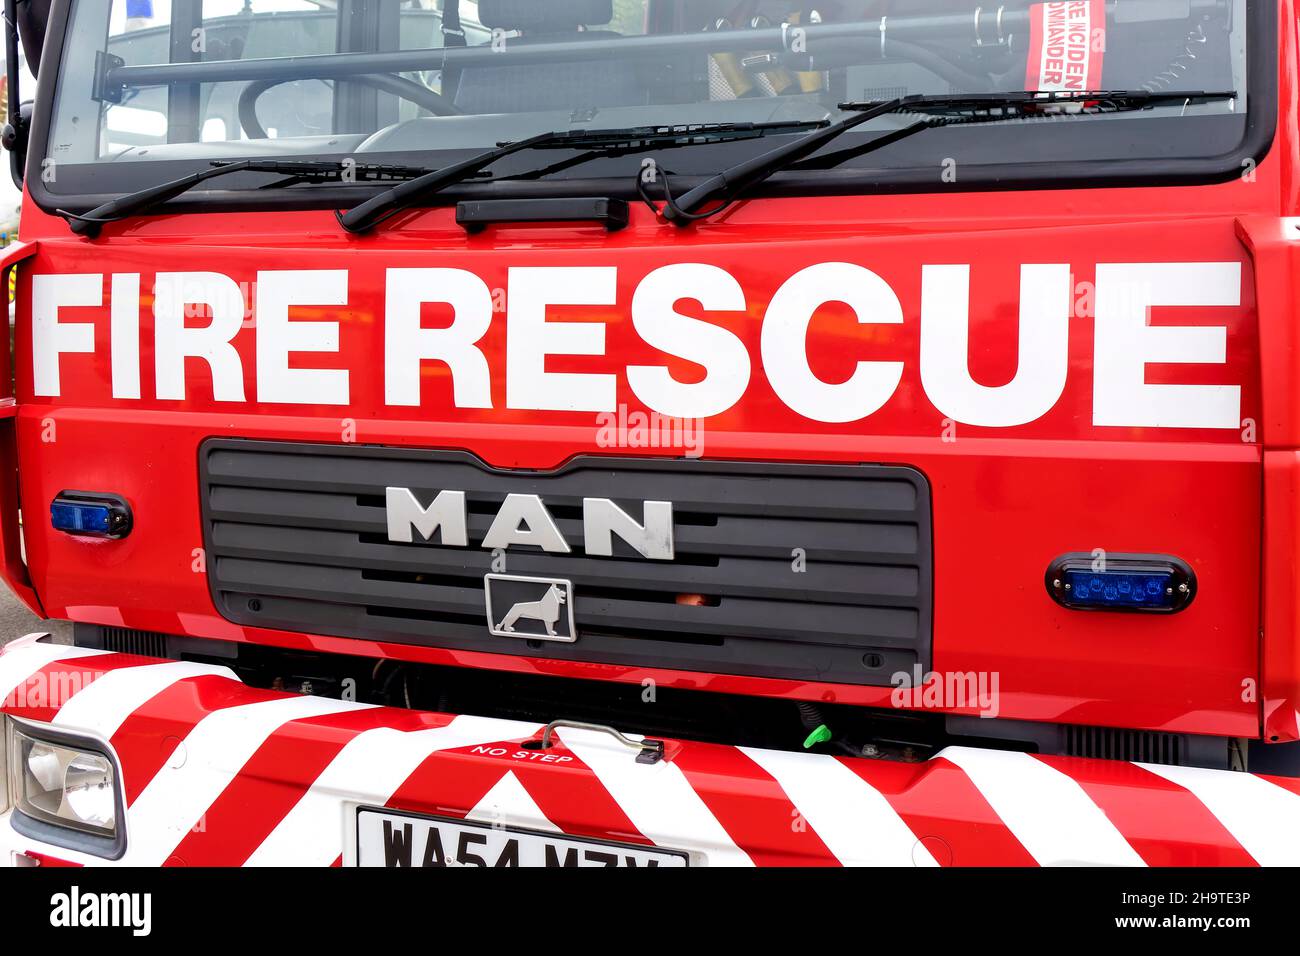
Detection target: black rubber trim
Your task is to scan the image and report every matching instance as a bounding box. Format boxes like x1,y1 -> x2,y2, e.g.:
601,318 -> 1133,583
456,197 -> 630,233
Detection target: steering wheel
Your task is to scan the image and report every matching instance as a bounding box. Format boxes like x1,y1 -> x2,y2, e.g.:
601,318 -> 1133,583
238,73 -> 463,140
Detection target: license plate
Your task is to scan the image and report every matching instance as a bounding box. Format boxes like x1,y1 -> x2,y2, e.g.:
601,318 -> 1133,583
355,808 -> 689,868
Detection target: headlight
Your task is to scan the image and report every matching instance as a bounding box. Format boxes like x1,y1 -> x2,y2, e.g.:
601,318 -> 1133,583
7,723 -> 118,838
0,719 -> 10,816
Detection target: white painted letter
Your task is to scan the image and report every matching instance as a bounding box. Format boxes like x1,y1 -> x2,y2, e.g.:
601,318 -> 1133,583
628,264 -> 750,419
920,264 -> 1071,427
32,274 -> 99,397
385,268 -> 493,408
761,263 -> 903,423
507,267 -> 616,413
154,272 -> 247,402
1094,263 -> 1242,429
256,270 -> 349,405
110,273 -> 141,400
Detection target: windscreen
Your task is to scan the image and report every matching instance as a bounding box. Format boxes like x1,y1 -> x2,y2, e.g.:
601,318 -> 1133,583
39,0 -> 1257,200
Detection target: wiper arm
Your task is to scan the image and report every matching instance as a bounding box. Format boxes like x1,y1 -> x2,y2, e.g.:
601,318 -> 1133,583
337,120 -> 826,234
653,90 -> 1237,226
61,158 -> 431,238
846,89 -> 1239,120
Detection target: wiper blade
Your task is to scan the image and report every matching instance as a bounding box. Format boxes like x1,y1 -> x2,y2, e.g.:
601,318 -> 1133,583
61,158 -> 431,238
515,120 -> 824,151
337,120 -> 826,234
654,90 -> 1237,226
841,89 -> 1239,119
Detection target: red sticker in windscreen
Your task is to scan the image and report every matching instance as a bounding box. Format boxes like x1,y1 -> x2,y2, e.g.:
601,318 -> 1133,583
1026,1 -> 1105,92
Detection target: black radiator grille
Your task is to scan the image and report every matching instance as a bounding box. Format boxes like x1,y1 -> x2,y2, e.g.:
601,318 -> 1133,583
1063,726 -> 1184,765
98,627 -> 168,659
199,440 -> 933,686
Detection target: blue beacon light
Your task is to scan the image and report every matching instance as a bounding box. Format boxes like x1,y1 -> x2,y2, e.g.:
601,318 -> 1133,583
1047,554 -> 1195,614
50,492 -> 133,539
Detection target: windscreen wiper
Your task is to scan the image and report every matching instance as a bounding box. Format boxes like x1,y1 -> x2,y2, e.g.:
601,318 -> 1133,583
650,90 -> 1238,226
336,120 -> 826,234
60,158 -> 432,238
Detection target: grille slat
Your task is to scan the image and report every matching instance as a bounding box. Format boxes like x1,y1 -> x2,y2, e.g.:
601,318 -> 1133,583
208,485 -> 922,561
215,557 -> 922,647
201,441 -> 933,686
206,450 -> 920,520
211,523 -> 921,606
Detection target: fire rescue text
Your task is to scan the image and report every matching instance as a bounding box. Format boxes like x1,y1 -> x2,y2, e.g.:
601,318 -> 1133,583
29,261 -> 1243,429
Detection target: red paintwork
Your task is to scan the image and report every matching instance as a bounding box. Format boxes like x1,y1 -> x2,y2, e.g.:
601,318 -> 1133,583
4,643 -> 1288,866
16,851 -> 81,867
1,4 -> 1296,744
0,242 -> 43,617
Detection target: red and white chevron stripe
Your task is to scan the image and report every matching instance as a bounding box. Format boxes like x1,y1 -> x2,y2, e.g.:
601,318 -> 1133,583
2,638 -> 1298,867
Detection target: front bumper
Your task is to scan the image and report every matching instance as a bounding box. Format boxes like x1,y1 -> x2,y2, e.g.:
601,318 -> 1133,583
2,638 -> 1297,867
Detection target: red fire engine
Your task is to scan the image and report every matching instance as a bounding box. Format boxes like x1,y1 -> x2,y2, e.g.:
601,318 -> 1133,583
0,0 -> 1296,867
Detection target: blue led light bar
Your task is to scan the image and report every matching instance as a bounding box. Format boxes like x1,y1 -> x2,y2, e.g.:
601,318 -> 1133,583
1047,554 -> 1195,614
49,493 -> 133,539
50,502 -> 112,534
1061,569 -> 1174,609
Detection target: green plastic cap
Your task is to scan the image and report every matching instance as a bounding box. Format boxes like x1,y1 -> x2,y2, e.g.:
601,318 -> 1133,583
803,724 -> 833,749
